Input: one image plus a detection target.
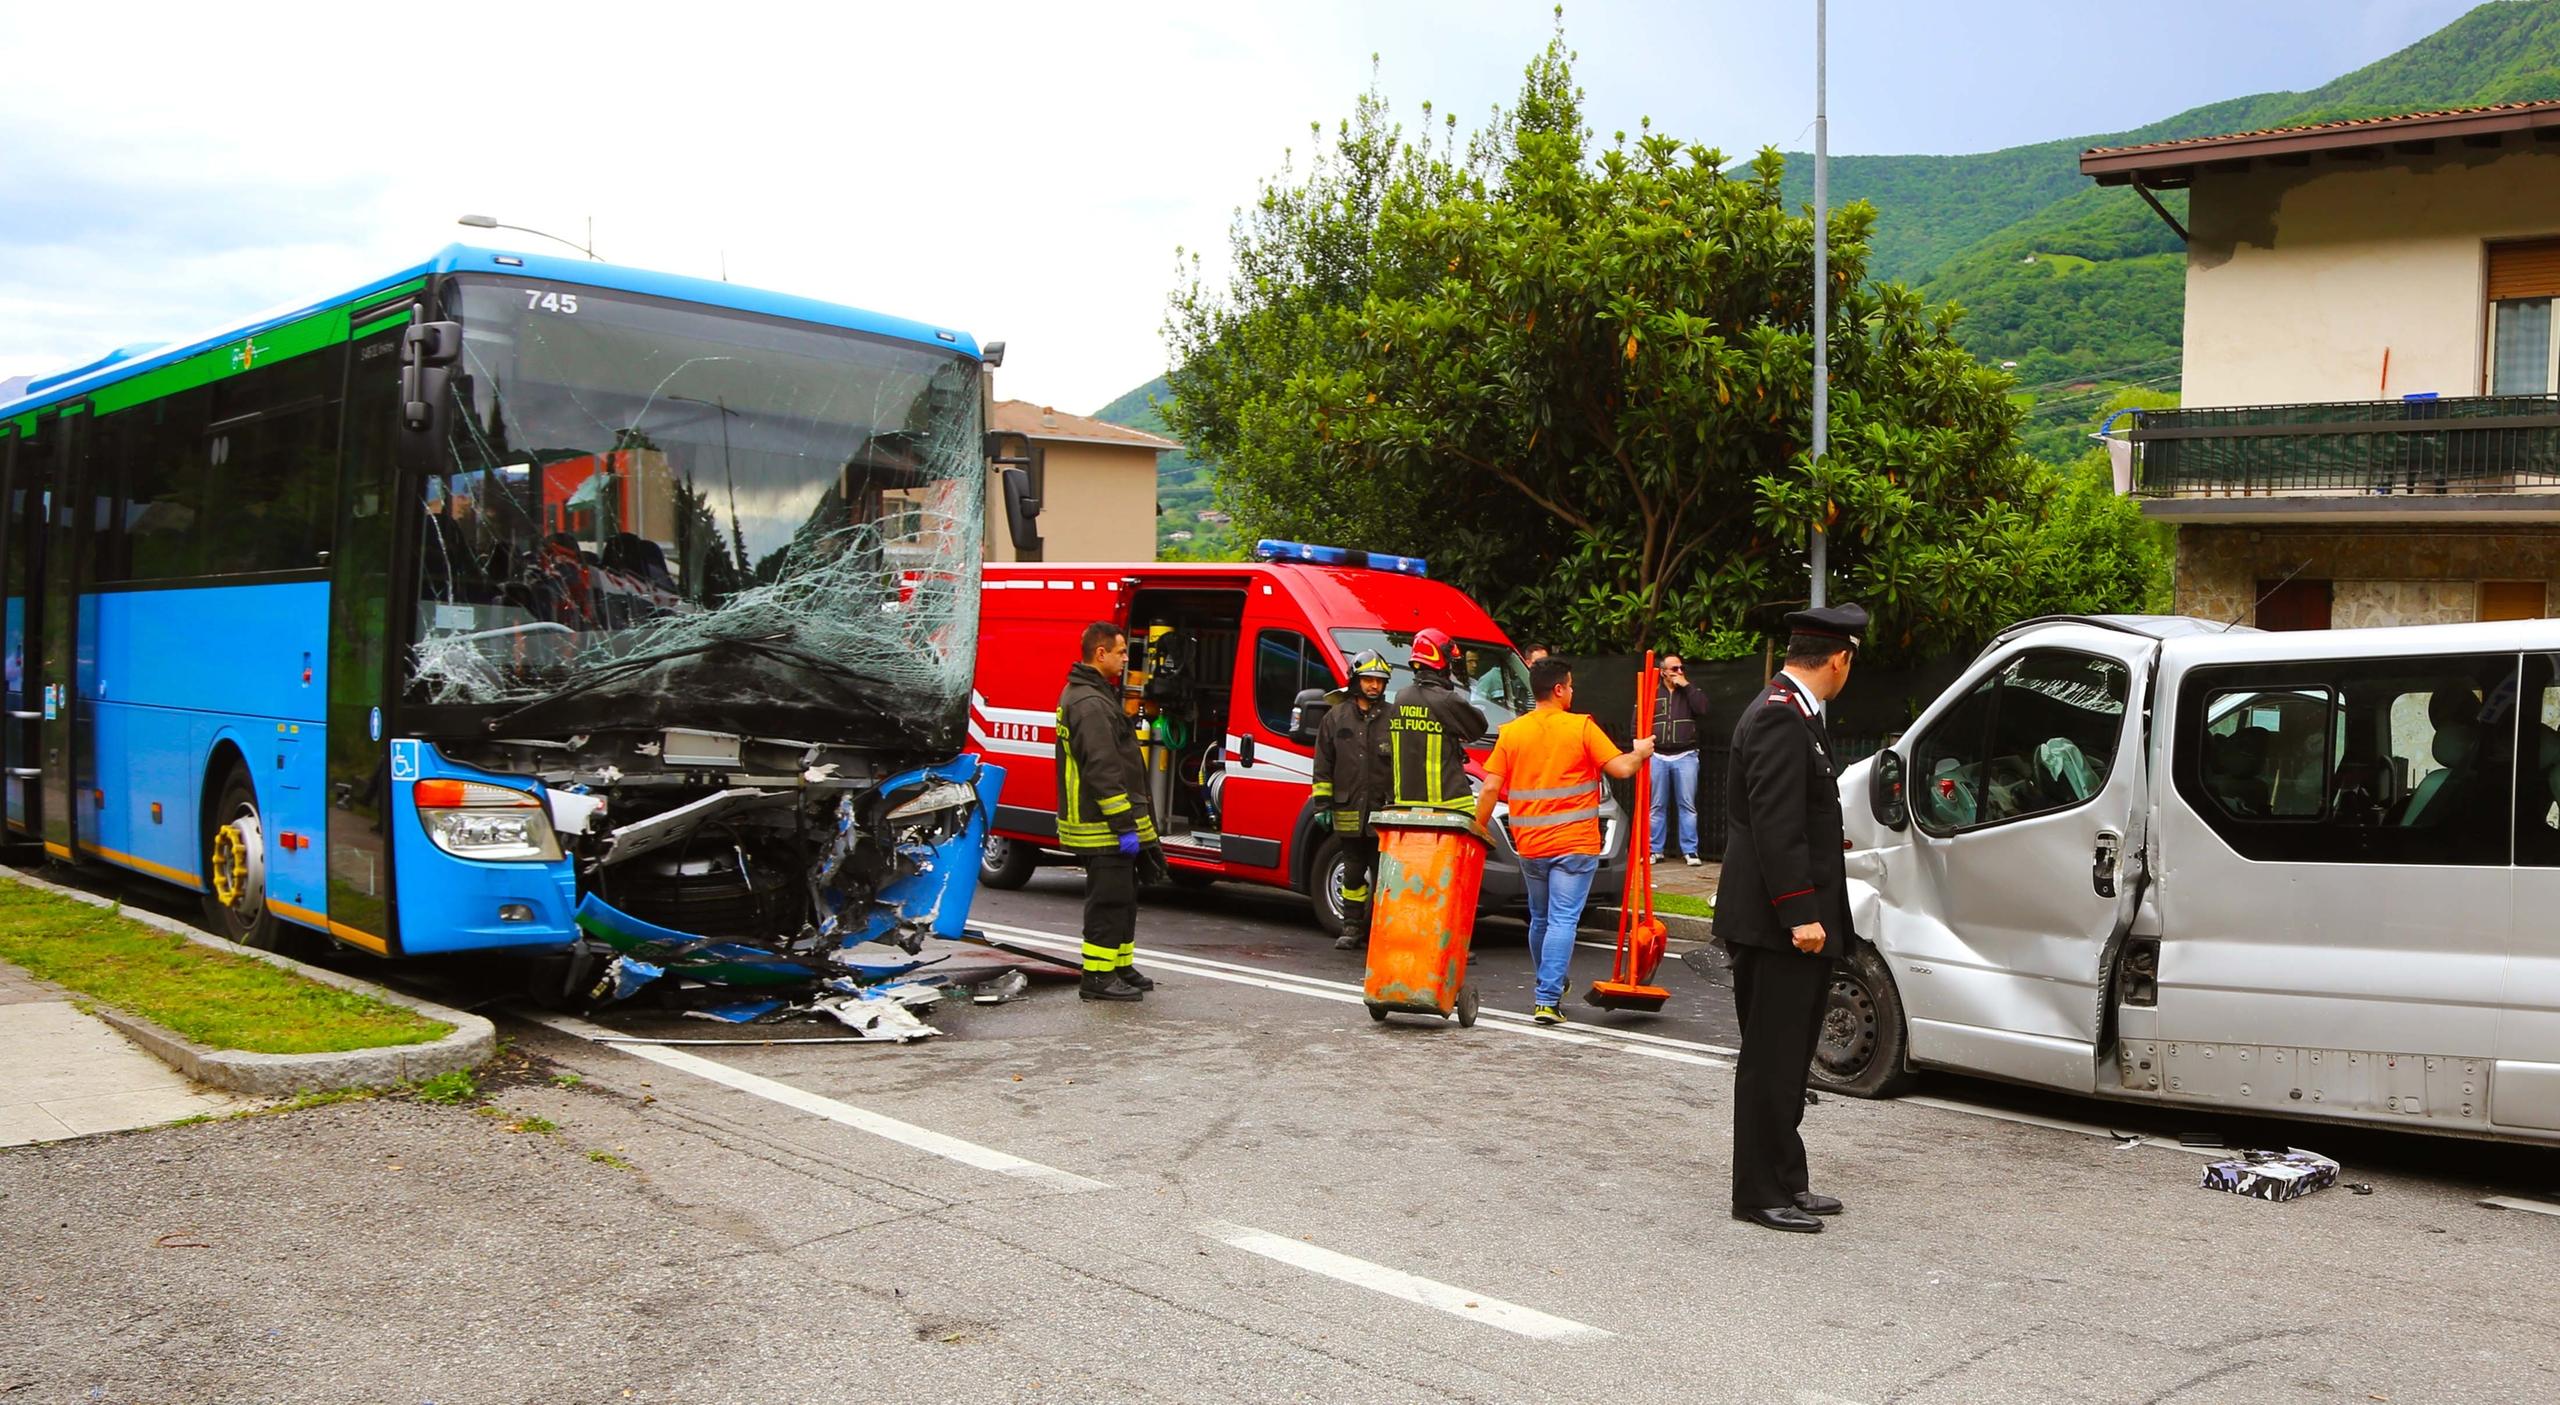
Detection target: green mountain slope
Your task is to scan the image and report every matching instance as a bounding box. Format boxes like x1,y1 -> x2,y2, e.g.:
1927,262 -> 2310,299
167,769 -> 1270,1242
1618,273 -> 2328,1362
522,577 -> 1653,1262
1093,377 -> 1237,558
1783,0 -> 2560,453
1101,0 -> 2560,531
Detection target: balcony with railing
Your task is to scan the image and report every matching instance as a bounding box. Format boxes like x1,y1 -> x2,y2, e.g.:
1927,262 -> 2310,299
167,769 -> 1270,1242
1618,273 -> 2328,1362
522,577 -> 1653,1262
2125,396 -> 2560,518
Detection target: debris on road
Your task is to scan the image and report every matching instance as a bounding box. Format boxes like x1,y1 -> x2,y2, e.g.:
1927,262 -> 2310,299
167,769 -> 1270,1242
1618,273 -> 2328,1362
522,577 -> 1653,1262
2200,1148 -> 2341,1202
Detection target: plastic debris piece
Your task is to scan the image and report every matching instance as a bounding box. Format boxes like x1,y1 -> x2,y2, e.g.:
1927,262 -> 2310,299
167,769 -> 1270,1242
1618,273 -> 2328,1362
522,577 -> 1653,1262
2199,1148 -> 2340,1202
808,996 -> 941,1043
685,999 -> 790,1024
973,970 -> 1031,1005
2348,1183 -> 2374,1195
602,956 -> 667,1004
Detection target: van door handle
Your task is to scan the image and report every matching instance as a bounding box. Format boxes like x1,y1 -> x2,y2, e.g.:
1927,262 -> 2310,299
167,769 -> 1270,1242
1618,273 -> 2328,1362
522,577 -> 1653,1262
2092,831 -> 2121,898
1238,735 -> 1257,769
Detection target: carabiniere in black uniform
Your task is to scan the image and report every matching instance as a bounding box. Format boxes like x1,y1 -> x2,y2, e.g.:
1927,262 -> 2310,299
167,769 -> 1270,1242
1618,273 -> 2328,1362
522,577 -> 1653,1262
1714,602 -> 1867,1231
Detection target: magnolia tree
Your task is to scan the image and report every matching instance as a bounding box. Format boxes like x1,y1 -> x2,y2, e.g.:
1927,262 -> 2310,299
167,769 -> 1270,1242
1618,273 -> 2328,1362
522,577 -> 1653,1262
1165,34 -> 2163,662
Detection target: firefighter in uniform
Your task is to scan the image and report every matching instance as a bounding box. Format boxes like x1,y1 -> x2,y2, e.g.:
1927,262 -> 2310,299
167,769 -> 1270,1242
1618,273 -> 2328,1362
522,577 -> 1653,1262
1716,602 -> 1867,1232
1311,649 -> 1396,950
1387,628 -> 1488,816
1055,621 -> 1163,1001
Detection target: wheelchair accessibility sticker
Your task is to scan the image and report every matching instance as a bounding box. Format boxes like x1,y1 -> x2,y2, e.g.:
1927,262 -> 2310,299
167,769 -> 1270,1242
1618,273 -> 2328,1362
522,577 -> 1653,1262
390,740 -> 421,783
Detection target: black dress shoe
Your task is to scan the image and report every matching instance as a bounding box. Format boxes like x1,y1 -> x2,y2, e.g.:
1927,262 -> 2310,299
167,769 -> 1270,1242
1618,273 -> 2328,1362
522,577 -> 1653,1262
1732,1205 -> 1824,1233
1793,1192 -> 1843,1216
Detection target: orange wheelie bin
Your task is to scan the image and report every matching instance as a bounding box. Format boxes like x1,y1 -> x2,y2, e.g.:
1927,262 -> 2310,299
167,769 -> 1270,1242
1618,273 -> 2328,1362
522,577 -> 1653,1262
1362,809 -> 1487,1027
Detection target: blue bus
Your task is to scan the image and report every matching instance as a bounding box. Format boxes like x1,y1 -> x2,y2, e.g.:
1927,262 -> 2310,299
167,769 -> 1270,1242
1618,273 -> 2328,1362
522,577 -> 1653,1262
2,246 -> 1015,997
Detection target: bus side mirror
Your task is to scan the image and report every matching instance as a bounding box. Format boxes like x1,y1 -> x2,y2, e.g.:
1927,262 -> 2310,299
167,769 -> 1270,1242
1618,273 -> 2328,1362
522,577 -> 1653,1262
1870,748 -> 1908,832
398,316 -> 463,470
988,430 -> 1040,554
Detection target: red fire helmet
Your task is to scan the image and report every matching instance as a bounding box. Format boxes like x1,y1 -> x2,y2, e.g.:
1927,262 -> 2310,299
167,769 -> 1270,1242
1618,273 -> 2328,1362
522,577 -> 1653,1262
1409,627 -> 1454,671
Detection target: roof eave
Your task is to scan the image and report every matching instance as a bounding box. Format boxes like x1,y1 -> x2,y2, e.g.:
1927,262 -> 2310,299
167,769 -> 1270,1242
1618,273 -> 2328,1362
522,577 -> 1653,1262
2080,104 -> 2560,182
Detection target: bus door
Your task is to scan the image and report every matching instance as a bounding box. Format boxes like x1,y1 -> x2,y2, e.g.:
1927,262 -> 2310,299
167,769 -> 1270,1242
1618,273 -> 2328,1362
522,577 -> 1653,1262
321,305 -> 415,953
7,404 -> 89,859
1868,633 -> 2153,1094
0,418 -> 38,844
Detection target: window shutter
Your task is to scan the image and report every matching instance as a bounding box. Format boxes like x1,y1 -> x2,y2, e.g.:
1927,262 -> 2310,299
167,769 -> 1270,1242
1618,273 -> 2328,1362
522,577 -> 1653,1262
2487,238 -> 2560,302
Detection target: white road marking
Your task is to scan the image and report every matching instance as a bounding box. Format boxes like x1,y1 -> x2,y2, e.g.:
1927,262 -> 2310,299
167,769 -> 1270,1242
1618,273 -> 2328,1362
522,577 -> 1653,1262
1899,1095 -> 2219,1156
529,1011 -> 1611,1343
972,920 -> 2272,1152
1200,1220 -> 1612,1342
2479,1195 -> 2560,1217
523,1012 -> 1108,1192
974,919 -> 1739,1060
977,922 -> 1734,1070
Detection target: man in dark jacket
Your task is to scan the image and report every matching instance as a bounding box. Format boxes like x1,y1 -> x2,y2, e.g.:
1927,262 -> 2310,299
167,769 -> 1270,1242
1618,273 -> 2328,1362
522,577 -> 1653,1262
1055,621 -> 1162,1001
1387,627 -> 1488,816
1312,649 -> 1396,950
1649,654 -> 1712,866
1715,603 -> 1866,1233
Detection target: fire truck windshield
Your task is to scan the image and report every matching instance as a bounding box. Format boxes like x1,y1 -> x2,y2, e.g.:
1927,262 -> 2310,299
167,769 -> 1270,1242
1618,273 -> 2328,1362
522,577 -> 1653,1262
1329,629 -> 1535,731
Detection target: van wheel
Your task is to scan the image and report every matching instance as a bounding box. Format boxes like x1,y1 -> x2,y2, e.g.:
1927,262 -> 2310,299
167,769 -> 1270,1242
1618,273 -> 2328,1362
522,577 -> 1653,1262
1309,837 -> 1348,939
1811,944 -> 1915,1098
979,835 -> 1039,891
201,765 -> 286,952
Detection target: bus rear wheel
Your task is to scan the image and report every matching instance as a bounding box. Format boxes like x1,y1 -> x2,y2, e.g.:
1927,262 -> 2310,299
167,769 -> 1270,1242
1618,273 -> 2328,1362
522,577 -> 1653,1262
202,766 -> 285,952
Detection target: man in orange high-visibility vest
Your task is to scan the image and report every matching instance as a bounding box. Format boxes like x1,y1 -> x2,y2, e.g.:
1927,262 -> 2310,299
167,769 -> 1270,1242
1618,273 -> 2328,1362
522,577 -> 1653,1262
1470,655 -> 1651,1025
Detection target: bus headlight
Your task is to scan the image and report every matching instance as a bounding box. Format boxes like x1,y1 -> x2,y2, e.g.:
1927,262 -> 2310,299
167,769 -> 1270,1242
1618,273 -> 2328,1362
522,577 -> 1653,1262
415,779 -> 563,862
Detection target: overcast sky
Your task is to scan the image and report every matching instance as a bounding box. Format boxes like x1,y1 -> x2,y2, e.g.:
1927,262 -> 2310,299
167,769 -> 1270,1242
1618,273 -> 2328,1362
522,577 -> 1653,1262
0,0 -> 2480,415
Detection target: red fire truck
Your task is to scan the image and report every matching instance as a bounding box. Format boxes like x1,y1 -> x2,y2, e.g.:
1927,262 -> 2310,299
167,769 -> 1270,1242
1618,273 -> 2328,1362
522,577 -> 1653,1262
966,541 -> 1629,935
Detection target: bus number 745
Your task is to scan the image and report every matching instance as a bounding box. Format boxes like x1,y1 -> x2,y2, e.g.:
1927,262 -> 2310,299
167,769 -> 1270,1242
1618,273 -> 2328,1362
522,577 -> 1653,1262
525,290 -> 580,314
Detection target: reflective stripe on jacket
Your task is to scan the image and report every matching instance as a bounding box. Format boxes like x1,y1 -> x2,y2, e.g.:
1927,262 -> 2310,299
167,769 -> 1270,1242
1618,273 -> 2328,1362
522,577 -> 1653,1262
1387,673 -> 1487,813
1055,662 -> 1159,851
1312,693 -> 1395,835
1484,706 -> 1621,858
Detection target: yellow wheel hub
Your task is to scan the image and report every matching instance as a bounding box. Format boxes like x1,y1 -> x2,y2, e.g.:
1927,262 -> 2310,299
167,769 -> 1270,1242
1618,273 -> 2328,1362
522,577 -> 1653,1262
209,818 -> 261,911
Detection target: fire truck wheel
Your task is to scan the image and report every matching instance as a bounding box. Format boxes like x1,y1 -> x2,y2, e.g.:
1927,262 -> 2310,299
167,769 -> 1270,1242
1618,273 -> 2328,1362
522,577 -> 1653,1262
979,835 -> 1039,891
1309,837 -> 1350,939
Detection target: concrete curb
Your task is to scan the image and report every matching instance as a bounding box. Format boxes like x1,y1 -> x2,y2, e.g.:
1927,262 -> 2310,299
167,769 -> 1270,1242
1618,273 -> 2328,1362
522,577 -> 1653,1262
1,866 -> 494,1096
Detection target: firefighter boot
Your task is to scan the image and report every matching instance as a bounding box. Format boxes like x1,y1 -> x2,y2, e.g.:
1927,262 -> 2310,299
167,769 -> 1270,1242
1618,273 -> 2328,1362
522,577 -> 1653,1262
1121,941 -> 1162,987
1080,970 -> 1142,1001
1333,903 -> 1369,951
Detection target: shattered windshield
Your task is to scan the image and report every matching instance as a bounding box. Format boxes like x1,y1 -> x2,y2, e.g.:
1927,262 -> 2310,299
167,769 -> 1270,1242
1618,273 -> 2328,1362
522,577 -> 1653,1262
410,278 -> 983,749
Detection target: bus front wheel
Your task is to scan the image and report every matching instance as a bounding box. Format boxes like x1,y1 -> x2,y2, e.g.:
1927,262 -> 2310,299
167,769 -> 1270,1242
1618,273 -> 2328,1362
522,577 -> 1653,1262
202,766 -> 284,951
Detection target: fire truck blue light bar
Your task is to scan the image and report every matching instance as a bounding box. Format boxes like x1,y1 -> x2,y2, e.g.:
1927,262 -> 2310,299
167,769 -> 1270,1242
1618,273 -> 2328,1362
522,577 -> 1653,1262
1252,539 -> 1429,578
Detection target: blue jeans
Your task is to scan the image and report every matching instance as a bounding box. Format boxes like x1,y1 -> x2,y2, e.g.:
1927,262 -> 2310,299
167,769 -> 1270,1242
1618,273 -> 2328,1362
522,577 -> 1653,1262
1520,852 -> 1601,1010
1649,749 -> 1700,858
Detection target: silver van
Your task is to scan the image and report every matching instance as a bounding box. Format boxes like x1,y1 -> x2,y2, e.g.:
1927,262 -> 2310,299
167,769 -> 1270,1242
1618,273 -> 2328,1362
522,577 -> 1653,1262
1825,615 -> 2560,1143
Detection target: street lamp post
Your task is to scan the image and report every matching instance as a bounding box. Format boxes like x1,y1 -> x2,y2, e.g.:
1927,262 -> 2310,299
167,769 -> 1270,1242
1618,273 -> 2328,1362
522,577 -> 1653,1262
1808,0 -> 1829,610
456,214 -> 599,261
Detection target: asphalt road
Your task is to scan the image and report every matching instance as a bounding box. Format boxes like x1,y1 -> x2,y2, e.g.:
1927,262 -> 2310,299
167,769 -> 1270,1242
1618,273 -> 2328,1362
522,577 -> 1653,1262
6,861 -> 2560,1403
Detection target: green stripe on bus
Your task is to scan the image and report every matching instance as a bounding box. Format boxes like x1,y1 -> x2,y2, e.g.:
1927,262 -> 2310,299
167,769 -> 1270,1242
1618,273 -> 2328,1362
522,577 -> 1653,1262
89,305 -> 353,415
349,277 -> 428,312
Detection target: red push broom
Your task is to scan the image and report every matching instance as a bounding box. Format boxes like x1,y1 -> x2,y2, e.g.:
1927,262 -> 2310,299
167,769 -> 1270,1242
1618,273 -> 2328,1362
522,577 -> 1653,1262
1588,652 -> 1671,1013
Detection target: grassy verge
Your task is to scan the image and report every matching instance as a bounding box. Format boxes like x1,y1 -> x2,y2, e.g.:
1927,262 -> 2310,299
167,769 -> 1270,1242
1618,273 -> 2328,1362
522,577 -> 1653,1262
0,882 -> 449,1054
1649,892 -> 1714,920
